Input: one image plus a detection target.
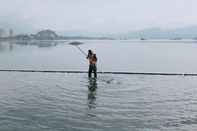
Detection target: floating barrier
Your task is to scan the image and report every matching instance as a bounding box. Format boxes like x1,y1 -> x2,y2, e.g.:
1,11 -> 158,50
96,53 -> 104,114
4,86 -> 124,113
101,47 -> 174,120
0,69 -> 197,76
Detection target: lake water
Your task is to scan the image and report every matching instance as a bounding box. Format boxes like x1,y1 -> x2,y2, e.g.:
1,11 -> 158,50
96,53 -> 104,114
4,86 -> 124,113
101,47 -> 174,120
1,40 -> 197,73
0,40 -> 197,131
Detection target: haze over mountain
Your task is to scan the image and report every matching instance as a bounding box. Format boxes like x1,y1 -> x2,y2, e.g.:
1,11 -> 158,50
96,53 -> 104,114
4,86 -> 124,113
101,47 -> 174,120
0,0 -> 197,39
0,0 -> 197,33
120,26 -> 197,39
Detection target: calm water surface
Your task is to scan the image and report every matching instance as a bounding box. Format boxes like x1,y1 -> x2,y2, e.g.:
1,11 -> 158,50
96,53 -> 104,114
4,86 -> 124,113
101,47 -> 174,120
0,40 -> 197,131
1,40 -> 197,73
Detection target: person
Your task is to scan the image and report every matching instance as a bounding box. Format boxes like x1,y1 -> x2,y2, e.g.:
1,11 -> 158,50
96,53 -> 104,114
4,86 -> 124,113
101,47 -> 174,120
87,50 -> 97,78
91,54 -> 97,78
87,50 -> 93,59
87,50 -> 93,78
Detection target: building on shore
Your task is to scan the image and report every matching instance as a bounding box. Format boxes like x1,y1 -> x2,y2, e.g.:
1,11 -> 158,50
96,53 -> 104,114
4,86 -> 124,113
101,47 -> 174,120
9,29 -> 13,38
0,28 -> 7,38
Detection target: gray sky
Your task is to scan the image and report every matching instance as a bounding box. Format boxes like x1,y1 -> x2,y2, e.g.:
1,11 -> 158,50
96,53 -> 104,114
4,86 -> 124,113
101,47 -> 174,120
0,0 -> 197,33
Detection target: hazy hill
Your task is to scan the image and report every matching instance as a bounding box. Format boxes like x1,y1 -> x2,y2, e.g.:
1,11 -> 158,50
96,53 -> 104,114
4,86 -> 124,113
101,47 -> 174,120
124,26 -> 197,39
58,26 -> 197,40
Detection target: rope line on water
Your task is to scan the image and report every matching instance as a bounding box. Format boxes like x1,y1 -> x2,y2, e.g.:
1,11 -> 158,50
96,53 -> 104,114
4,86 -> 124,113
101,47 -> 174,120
0,69 -> 197,76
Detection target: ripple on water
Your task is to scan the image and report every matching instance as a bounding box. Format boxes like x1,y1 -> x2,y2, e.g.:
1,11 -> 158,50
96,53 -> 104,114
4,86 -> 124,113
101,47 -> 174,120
1,72 -> 197,130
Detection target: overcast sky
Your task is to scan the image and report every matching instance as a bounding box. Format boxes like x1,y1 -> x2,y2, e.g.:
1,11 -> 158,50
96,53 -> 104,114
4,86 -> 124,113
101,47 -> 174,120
0,0 -> 196,33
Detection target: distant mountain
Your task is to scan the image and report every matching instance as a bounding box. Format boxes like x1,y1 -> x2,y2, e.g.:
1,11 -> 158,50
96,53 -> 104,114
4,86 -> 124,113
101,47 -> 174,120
34,29 -> 58,40
1,20 -> 197,40
58,30 -> 109,37
124,26 -> 197,39
59,26 -> 197,40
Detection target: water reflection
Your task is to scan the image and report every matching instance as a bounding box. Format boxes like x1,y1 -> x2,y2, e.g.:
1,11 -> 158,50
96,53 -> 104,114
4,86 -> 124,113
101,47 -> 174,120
0,43 -> 6,51
9,41 -> 14,51
0,40 -> 59,52
87,78 -> 97,110
15,40 -> 58,48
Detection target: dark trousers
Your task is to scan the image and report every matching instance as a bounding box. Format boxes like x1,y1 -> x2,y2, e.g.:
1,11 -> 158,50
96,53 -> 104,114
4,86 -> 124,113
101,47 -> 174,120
88,64 -> 97,78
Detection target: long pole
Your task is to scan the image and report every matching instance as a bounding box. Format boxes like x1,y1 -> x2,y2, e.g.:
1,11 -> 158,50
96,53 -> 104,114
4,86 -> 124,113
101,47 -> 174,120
0,69 -> 195,76
75,46 -> 87,56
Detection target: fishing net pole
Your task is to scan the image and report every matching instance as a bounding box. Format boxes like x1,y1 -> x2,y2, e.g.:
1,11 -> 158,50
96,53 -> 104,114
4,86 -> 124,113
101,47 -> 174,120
0,69 -> 196,76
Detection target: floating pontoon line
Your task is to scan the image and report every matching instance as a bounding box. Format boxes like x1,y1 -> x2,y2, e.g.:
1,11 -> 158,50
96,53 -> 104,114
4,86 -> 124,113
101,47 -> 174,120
0,69 -> 197,76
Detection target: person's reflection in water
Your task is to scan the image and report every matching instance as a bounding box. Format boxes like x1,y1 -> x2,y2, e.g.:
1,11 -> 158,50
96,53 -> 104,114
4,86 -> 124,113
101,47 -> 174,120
87,78 -> 97,110
9,41 -> 14,51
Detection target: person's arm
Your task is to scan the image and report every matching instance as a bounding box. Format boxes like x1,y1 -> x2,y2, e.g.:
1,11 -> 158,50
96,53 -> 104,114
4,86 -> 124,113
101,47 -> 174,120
86,54 -> 90,59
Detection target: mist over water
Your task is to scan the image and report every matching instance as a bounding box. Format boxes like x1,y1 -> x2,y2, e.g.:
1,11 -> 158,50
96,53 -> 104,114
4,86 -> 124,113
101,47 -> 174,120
0,40 -> 197,130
